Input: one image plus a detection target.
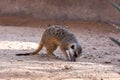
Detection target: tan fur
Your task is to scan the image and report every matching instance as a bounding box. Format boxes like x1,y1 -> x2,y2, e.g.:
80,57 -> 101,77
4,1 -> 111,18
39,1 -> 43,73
16,25 -> 82,61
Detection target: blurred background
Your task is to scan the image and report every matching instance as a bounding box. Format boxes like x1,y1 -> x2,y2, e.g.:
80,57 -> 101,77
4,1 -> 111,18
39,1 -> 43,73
0,0 -> 119,25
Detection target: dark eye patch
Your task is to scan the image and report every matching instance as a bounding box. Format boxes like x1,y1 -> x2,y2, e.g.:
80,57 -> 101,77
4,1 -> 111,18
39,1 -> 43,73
71,45 -> 75,49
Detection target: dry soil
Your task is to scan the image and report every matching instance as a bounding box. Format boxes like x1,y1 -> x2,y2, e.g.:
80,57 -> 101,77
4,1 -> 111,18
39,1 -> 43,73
0,17 -> 120,80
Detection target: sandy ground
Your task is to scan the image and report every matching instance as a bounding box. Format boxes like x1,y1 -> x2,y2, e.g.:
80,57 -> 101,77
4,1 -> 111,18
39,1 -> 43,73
0,18 -> 120,80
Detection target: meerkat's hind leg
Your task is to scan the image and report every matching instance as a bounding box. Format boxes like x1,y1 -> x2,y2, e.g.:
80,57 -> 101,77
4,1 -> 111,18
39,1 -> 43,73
45,43 -> 60,59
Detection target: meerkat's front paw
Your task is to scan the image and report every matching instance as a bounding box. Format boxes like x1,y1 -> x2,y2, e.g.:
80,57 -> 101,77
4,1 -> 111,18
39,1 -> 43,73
52,53 -> 61,59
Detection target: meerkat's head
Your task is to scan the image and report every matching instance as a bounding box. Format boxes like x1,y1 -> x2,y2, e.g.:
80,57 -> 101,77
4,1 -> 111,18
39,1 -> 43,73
66,43 -> 82,61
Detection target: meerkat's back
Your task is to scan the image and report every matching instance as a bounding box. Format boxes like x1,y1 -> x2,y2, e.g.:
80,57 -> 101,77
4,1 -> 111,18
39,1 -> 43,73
42,25 -> 69,45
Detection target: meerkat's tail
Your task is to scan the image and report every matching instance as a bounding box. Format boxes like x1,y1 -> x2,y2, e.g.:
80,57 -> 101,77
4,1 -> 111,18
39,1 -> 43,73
16,41 -> 44,56
16,53 -> 30,56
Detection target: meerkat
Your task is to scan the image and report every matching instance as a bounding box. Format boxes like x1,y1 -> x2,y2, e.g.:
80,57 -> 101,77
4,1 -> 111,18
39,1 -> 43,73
16,25 -> 82,61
